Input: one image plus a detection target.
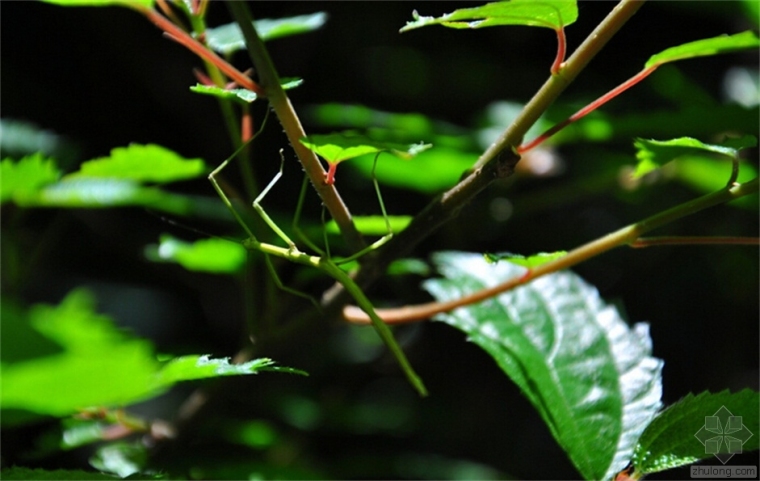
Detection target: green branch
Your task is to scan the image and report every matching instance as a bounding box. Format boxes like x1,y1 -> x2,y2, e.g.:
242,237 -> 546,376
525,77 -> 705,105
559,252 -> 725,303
226,1 -> 367,255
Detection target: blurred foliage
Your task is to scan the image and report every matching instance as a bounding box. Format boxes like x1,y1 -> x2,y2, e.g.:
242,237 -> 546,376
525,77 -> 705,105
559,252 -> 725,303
1,1 -> 758,479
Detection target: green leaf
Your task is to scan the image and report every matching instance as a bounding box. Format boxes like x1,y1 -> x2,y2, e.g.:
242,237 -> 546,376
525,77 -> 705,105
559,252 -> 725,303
633,136 -> 757,178
325,215 -> 412,236
1,154 -> 61,204
347,147 -> 478,193
205,12 -> 328,55
484,250 -> 567,267
646,31 -> 760,69
66,144 -> 206,184
15,177 -> 194,214
190,84 -> 259,104
0,289 -> 303,417
190,79 -> 301,104
401,0 -> 578,33
633,389 -> 759,474
146,234 -> 248,274
423,252 -> 663,480
40,0 -> 153,7
300,132 -> 431,164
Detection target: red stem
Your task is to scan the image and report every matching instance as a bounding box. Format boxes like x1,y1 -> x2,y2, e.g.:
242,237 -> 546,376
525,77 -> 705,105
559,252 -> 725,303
518,64 -> 659,153
550,27 -> 567,75
135,6 -> 263,96
324,162 -> 338,185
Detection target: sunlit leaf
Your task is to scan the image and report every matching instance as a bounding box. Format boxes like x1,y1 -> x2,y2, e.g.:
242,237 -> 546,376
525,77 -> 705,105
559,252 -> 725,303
325,216 -> 412,236
190,79 -> 301,104
66,144 -> 206,184
0,289 -> 304,417
633,389 -> 759,475
401,0 -> 578,33
633,135 -> 757,178
423,252 -> 663,480
205,12 -> 328,55
646,31 -> 760,69
155,355 -> 306,386
1,154 -> 61,204
40,0 -> 153,7
190,84 -> 259,103
146,234 -> 247,274
300,132 -> 431,164
484,250 -> 567,267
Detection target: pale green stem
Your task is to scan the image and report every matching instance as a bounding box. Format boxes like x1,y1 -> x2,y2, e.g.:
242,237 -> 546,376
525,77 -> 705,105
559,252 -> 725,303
344,178 -> 758,324
226,1 -> 367,255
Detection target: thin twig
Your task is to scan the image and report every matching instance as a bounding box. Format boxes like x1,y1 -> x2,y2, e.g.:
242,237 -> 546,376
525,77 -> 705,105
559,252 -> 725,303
344,178 -> 759,324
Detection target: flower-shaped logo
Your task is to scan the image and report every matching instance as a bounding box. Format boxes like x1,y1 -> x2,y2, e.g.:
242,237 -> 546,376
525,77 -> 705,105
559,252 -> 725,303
694,405 -> 754,464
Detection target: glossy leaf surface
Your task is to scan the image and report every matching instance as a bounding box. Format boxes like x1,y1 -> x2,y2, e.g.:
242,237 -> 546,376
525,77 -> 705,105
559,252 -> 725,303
633,135 -> 757,178
633,389 -> 759,474
401,0 -> 577,32
646,31 -> 760,69
423,252 -> 663,480
300,132 -> 431,164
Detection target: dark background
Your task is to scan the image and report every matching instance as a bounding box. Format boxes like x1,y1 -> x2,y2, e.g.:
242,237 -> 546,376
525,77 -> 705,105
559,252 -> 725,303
2,1 -> 758,479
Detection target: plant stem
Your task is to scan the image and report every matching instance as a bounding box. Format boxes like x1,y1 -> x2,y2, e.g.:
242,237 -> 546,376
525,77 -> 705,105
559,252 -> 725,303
134,5 -> 262,95
550,27 -> 567,75
630,236 -> 760,248
226,1 -> 367,255
343,178 -> 758,324
518,65 -> 657,153
338,0 -> 646,302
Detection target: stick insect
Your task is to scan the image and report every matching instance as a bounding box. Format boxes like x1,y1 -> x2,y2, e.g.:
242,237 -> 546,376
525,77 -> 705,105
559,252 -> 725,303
208,134 -> 428,397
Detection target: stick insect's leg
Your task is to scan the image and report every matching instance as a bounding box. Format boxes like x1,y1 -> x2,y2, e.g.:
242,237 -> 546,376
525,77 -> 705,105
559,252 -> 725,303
333,152 -> 394,265
252,149 -> 298,252
210,143 -> 318,309
291,175 -> 327,257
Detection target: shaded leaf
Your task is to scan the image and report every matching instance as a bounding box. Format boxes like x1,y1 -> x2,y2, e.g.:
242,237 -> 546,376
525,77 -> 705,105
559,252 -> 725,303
325,215 -> 412,236
646,31 -> 760,69
1,154 -> 61,204
633,389 -> 759,474
66,144 -> 206,184
401,0 -> 578,33
146,234 -> 247,274
205,12 -> 328,55
423,252 -> 663,480
633,136 -> 757,178
484,250 -> 567,268
347,147 -> 477,193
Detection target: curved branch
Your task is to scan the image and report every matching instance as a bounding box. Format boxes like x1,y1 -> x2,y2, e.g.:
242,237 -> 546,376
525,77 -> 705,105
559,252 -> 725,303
344,178 -> 759,324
